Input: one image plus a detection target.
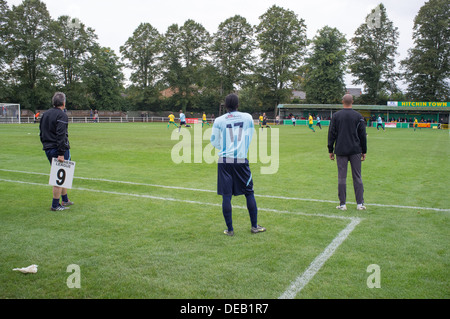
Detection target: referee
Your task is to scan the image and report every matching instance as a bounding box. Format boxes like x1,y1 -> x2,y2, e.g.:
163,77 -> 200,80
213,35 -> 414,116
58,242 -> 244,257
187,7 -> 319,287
39,92 -> 73,211
210,93 -> 266,236
327,94 -> 367,211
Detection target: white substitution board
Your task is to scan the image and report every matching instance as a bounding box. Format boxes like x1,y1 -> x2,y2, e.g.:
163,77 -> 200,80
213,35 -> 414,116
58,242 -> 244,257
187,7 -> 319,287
49,159 -> 76,189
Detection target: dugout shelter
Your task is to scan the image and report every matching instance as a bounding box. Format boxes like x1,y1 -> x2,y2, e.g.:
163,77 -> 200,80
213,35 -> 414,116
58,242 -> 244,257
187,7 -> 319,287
277,101 -> 450,129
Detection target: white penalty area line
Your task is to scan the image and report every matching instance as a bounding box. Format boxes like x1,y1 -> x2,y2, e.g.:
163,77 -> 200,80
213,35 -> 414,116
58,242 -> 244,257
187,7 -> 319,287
0,177 -> 362,299
1,168 -> 449,212
278,217 -> 362,299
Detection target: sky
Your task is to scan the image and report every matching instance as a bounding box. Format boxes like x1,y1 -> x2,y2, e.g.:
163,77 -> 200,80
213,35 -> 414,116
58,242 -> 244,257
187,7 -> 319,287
5,0 -> 428,89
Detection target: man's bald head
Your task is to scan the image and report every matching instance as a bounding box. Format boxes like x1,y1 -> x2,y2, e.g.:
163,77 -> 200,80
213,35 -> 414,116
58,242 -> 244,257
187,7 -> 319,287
342,94 -> 353,107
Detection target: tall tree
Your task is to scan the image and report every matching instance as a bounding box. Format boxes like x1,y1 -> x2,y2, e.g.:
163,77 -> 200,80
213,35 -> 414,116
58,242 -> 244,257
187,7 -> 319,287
211,15 -> 255,96
51,15 -> 98,108
84,47 -> 125,110
120,23 -> 162,109
0,0 -> 11,101
256,5 -> 307,114
120,23 -> 162,89
162,23 -> 182,96
349,3 -> 399,104
304,26 -> 347,104
401,0 -> 449,101
8,0 -> 55,109
161,20 -> 210,111
0,0 -> 8,67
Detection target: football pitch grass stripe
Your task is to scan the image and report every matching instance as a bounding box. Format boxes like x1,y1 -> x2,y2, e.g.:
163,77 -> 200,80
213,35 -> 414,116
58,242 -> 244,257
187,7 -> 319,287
0,177 -> 362,299
1,168 -> 449,212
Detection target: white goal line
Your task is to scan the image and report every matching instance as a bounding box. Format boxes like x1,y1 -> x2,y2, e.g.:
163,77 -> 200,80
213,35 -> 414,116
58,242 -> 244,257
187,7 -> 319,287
0,168 -> 448,212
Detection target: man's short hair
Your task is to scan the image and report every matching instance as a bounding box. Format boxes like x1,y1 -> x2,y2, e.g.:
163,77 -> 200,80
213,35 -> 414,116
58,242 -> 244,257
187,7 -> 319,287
52,92 -> 66,107
225,93 -> 239,112
342,94 -> 353,106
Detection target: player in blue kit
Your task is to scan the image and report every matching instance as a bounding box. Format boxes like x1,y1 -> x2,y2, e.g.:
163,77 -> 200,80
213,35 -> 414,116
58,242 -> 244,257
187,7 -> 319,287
210,93 -> 266,236
178,109 -> 191,132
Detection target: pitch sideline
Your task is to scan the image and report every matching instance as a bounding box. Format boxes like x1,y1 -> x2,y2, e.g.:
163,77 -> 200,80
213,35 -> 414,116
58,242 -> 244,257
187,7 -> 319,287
0,168 -> 448,212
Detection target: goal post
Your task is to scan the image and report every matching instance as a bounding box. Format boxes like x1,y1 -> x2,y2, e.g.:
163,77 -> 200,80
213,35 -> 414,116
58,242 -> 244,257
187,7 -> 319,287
0,103 -> 21,123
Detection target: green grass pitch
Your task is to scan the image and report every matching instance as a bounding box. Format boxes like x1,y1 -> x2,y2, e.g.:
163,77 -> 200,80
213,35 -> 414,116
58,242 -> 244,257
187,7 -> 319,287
0,122 -> 448,299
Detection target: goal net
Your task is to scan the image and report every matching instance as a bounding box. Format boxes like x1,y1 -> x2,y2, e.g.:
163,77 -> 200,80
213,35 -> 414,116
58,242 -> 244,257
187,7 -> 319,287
0,103 -> 21,123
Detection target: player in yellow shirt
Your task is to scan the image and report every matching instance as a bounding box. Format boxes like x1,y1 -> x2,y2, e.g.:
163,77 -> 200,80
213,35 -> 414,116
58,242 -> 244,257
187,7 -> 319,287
202,112 -> 210,127
413,117 -> 419,131
259,114 -> 263,129
261,112 -> 271,131
308,113 -> 315,132
168,112 -> 178,129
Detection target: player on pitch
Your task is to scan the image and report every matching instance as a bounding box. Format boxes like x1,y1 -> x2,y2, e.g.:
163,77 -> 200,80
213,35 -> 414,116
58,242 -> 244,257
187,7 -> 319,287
39,92 -> 74,211
210,93 -> 266,236
168,112 -> 178,129
308,113 -> 316,132
178,109 -> 191,132
202,112 -> 210,127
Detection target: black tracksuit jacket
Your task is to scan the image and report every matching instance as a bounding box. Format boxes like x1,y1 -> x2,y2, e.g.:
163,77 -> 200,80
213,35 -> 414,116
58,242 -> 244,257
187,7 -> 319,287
39,107 -> 70,156
327,108 -> 367,156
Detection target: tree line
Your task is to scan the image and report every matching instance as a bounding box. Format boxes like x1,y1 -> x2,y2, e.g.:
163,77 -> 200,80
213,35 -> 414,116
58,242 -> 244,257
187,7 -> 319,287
0,0 -> 448,114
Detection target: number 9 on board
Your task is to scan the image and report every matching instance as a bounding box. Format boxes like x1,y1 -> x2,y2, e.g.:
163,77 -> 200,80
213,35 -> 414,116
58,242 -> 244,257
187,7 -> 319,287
49,158 -> 76,189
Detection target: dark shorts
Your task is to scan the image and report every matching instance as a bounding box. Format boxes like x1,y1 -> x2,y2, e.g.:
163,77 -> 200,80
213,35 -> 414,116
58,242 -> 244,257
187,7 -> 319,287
217,158 -> 254,196
45,148 -> 71,164
180,121 -> 186,125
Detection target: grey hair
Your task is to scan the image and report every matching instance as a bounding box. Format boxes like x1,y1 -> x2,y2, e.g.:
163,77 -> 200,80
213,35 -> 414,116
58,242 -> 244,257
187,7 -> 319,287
52,92 -> 66,107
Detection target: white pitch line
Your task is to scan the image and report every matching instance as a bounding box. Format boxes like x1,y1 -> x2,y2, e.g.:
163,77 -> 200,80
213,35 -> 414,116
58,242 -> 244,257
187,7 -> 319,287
0,178 -> 353,221
278,217 -> 362,299
0,168 -> 216,193
1,168 -> 449,212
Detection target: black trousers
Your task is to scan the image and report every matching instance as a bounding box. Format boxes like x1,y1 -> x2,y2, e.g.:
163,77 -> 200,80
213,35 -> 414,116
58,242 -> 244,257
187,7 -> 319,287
336,154 -> 364,205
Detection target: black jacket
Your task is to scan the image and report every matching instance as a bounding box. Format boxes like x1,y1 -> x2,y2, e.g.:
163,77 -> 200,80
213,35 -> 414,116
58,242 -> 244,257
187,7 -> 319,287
39,107 -> 70,155
327,108 -> 367,156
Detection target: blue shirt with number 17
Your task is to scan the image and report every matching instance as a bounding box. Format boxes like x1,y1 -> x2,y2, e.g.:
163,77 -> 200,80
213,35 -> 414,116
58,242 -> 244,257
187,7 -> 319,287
210,111 -> 254,159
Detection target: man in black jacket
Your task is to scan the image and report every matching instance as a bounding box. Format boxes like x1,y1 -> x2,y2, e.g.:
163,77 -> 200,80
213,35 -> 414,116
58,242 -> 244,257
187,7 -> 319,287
328,94 -> 367,211
40,92 -> 73,211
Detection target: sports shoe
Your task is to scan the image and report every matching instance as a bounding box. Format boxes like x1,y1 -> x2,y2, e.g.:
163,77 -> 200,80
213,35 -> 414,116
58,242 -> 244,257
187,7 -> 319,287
61,200 -> 74,207
51,205 -> 69,211
224,230 -> 234,236
336,205 -> 347,211
251,225 -> 266,233
357,204 -> 367,210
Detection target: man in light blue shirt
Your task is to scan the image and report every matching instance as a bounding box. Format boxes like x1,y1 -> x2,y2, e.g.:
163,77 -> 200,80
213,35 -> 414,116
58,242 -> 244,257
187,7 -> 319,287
210,93 -> 266,236
210,109 -> 254,160
178,110 -> 191,132
377,116 -> 385,131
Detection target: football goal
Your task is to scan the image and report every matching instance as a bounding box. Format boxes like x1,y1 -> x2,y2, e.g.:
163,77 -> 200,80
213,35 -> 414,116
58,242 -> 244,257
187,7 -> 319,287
0,103 -> 21,123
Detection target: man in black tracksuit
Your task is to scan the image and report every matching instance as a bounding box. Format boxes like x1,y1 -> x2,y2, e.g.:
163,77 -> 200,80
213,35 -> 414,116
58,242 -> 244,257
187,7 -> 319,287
327,94 -> 367,211
39,92 -> 73,211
